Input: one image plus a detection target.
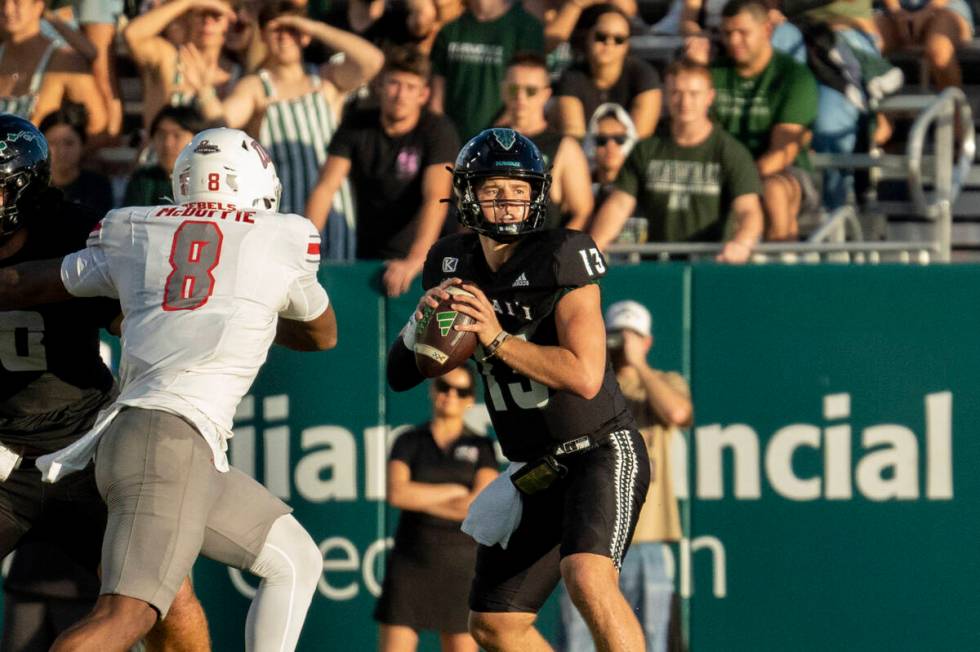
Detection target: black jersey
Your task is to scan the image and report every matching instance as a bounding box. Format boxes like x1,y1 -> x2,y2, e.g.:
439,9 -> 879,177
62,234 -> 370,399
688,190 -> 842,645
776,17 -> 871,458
422,229 -> 634,462
0,192 -> 117,452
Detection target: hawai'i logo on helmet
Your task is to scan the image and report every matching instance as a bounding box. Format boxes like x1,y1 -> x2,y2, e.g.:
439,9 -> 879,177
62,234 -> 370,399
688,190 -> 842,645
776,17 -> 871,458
489,128 -> 517,150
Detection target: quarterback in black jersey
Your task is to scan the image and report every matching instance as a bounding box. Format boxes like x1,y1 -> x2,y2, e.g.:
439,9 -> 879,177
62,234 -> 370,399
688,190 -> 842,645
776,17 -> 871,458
387,128 -> 651,651
0,115 -> 208,650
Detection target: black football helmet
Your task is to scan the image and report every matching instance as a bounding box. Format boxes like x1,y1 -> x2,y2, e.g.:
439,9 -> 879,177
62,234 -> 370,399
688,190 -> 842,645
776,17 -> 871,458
0,114 -> 51,238
452,128 -> 551,242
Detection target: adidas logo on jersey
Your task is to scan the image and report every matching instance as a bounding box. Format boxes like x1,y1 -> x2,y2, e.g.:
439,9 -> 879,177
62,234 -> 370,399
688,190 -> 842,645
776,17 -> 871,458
513,273 -> 529,287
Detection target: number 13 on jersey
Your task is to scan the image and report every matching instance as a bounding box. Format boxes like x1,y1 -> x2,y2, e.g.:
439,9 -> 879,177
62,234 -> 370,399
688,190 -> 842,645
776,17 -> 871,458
163,221 -> 224,311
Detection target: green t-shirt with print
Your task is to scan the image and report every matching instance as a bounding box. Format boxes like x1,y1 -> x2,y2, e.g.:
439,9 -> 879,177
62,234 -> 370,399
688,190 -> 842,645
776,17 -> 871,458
614,125 -> 763,243
431,3 -> 544,142
710,51 -> 818,169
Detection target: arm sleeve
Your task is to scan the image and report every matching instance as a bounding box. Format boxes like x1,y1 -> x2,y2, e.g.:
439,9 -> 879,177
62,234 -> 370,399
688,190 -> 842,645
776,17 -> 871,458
555,69 -> 582,97
387,336 -> 427,391
630,57 -> 662,94
389,429 -> 418,464
326,117 -> 357,158
774,63 -> 819,127
613,145 -> 644,198
281,220 -> 330,321
420,240 -> 446,290
426,115 -> 461,165
522,14 -> 545,53
60,216 -> 117,298
723,134 -> 764,198
476,439 -> 499,470
430,27 -> 449,77
554,231 -> 607,287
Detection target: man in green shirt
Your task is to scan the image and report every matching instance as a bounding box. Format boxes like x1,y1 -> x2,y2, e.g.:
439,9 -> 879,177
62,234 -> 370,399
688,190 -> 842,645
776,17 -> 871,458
429,0 -> 544,142
591,60 -> 763,263
692,0 -> 819,241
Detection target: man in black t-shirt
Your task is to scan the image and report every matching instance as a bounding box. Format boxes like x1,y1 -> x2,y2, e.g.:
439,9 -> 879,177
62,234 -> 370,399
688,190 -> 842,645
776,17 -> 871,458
386,128 -> 650,651
0,115 -> 208,651
306,48 -> 460,297
591,60 -> 764,262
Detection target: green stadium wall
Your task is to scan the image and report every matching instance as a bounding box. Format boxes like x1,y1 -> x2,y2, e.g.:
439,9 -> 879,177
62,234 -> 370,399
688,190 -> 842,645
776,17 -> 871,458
8,262 -> 978,651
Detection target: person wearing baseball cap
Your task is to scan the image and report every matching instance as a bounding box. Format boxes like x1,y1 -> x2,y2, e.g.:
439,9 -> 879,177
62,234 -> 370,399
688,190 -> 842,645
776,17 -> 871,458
560,299 -> 693,652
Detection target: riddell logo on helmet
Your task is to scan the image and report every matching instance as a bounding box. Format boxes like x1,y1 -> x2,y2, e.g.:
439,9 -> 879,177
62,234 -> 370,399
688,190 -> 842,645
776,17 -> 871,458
194,140 -> 220,154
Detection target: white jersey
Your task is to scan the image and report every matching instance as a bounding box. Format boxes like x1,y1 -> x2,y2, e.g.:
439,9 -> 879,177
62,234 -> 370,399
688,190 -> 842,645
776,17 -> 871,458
37,201 -> 328,481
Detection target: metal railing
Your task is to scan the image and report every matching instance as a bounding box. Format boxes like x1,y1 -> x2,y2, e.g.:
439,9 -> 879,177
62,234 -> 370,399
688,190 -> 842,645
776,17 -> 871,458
607,240 -> 937,263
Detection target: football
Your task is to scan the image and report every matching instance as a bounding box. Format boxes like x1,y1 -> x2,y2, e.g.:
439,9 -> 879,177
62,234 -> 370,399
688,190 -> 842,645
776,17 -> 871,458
414,286 -> 479,378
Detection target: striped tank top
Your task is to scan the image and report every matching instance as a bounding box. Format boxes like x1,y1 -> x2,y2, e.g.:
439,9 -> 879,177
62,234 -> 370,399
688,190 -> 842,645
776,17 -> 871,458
258,67 -> 355,260
0,41 -> 58,118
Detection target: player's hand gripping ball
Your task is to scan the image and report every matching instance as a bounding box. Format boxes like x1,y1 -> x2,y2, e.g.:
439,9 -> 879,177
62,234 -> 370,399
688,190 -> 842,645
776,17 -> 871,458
414,286 -> 479,377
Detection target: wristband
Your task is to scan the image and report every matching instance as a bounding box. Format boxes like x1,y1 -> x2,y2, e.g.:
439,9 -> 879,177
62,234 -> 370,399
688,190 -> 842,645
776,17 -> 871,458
481,331 -> 511,362
401,313 -> 418,349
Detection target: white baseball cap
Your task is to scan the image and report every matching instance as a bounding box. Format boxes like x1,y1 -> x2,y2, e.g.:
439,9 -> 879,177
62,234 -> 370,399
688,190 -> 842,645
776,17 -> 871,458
604,300 -> 652,337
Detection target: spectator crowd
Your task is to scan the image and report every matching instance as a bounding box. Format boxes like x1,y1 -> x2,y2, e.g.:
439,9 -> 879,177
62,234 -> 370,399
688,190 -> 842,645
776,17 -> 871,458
3,0 -> 972,290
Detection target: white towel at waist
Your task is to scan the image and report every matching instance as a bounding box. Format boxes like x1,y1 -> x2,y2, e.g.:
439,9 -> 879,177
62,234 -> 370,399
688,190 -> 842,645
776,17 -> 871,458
36,404 -> 122,483
36,399 -> 231,483
461,462 -> 525,549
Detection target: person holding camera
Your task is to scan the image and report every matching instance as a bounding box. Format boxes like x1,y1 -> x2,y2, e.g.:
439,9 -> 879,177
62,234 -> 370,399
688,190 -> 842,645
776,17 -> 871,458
559,300 -> 692,652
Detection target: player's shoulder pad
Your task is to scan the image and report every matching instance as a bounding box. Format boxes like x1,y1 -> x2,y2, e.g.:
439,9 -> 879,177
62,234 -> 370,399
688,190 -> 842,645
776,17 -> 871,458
422,232 -> 477,290
83,206 -> 132,247
275,212 -> 323,268
552,229 -> 608,288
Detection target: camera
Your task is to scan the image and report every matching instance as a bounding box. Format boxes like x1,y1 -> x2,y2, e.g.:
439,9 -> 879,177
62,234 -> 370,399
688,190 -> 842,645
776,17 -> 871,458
606,330 -> 624,351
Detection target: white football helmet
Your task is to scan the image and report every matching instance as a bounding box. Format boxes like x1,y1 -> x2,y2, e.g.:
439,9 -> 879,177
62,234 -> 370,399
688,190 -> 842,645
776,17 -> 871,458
172,128 -> 282,211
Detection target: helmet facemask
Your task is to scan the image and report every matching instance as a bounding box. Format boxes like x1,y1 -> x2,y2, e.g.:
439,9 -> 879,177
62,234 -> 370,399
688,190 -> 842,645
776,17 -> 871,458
0,171 -> 36,237
455,169 -> 551,243
0,115 -> 52,238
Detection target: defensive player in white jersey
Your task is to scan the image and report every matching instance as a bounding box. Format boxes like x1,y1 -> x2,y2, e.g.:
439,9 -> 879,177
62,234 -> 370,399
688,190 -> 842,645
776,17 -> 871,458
0,127 -> 337,652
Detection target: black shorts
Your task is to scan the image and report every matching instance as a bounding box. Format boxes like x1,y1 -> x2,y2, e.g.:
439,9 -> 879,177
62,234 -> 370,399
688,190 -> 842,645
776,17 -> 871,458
469,429 -> 650,614
0,460 -> 107,576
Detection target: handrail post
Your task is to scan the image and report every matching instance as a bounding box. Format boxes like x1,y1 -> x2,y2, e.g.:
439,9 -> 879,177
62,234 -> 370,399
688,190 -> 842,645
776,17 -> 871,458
935,95 -> 954,261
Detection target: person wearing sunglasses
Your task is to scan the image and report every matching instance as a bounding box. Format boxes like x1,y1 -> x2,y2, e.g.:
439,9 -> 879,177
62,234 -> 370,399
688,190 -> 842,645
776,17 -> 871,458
555,4 -> 661,139
123,0 -> 241,131
375,365 -> 499,652
495,52 -> 593,231
582,102 -> 637,210
590,59 -> 764,263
